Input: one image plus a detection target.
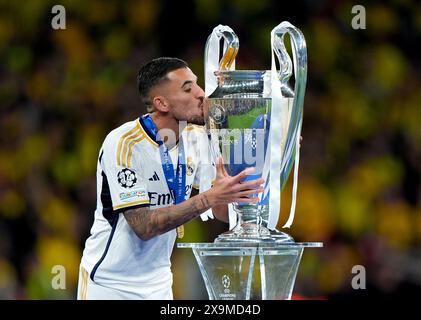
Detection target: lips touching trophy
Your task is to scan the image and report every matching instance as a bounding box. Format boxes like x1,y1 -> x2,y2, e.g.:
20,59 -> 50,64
178,22 -> 322,300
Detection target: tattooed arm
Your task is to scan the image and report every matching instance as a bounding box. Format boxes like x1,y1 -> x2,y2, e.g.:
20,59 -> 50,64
124,158 -> 265,241
124,193 -> 212,241
190,188 -> 228,223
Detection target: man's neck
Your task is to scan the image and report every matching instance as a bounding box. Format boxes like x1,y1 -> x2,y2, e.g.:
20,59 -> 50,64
150,113 -> 186,148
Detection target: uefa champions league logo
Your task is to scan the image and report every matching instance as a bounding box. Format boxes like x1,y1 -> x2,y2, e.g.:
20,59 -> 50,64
117,168 -> 137,188
210,104 -> 226,124
219,274 -> 236,299
222,274 -> 231,289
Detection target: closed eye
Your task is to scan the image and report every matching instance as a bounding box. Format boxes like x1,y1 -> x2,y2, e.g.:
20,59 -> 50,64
181,79 -> 195,92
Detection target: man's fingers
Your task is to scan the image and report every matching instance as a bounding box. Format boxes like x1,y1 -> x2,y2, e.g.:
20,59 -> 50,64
234,178 -> 265,190
233,197 -> 260,203
221,162 -> 229,177
215,157 -> 225,176
232,167 -> 256,184
231,188 -> 265,204
236,188 -> 265,197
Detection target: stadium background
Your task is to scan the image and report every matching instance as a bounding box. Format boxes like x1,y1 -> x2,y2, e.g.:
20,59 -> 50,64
0,0 -> 420,299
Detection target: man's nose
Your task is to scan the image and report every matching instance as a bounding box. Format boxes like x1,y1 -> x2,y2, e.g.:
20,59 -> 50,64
196,85 -> 205,99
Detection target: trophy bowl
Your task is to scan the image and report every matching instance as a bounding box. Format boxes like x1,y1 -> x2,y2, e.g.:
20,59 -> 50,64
205,70 -> 298,243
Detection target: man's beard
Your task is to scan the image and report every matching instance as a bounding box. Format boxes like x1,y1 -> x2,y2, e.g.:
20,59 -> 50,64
188,115 -> 205,126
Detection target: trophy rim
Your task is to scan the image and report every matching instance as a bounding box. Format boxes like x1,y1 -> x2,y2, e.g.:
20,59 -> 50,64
214,70 -> 271,77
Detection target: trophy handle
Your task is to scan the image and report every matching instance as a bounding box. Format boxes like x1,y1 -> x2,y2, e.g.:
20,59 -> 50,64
272,33 -> 293,87
217,29 -> 239,70
204,26 -> 239,71
268,22 -> 308,230
204,25 -> 239,96
272,22 -> 307,185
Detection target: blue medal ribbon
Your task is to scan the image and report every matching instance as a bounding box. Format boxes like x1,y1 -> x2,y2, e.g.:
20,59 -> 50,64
142,115 -> 186,205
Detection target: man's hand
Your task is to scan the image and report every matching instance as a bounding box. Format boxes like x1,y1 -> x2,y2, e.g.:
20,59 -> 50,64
205,157 -> 265,206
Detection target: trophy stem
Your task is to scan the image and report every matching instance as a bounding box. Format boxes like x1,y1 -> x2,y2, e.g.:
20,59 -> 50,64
215,205 -> 294,243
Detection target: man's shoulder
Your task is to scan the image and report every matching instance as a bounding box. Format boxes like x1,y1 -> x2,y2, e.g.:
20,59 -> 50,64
100,118 -> 148,165
103,118 -> 141,145
185,124 -> 207,137
184,124 -> 209,147
186,123 -> 205,131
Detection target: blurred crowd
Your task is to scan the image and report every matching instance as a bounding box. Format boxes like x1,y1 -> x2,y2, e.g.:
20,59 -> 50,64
0,0 -> 420,299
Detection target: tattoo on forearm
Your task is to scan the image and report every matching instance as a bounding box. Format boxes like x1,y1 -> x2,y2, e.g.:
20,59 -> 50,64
123,194 -> 212,240
199,195 -> 210,209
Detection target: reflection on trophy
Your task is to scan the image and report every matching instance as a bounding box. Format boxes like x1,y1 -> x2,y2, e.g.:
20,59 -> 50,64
178,22 -> 322,300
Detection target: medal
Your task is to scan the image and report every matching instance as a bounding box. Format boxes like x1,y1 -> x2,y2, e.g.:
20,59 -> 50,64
176,225 -> 184,239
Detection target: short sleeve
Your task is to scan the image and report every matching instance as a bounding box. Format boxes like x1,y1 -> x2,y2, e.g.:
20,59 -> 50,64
100,133 -> 150,213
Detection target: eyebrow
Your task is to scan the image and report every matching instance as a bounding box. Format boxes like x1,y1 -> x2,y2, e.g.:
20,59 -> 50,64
181,76 -> 198,89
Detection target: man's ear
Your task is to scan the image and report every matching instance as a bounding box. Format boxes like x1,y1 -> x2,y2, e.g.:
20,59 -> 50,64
152,96 -> 170,113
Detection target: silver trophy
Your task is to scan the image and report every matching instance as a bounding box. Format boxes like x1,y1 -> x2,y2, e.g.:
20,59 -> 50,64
178,23 -> 322,300
204,22 -> 307,243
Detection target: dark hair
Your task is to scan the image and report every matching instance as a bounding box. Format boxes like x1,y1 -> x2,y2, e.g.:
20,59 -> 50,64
137,57 -> 188,112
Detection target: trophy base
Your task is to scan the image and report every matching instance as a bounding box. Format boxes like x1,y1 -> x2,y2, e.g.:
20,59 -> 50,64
268,228 -> 295,243
178,241 -> 323,300
215,223 -> 294,243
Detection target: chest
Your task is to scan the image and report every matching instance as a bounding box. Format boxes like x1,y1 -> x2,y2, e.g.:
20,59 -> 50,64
135,142 -> 199,207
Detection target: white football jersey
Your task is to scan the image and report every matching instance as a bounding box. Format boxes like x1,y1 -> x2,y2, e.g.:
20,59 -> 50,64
80,115 -> 215,299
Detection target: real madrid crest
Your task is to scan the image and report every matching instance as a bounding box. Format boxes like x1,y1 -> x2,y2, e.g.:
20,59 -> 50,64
186,156 -> 195,176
